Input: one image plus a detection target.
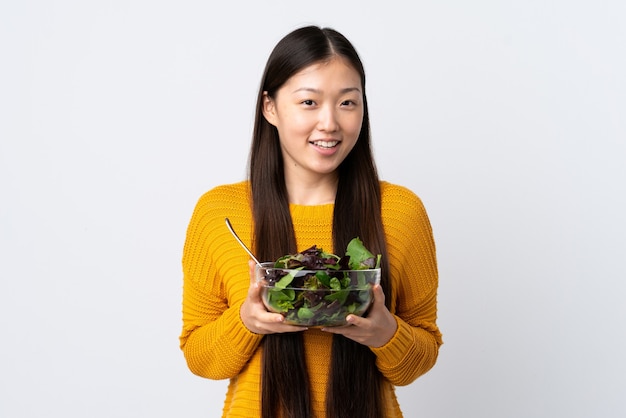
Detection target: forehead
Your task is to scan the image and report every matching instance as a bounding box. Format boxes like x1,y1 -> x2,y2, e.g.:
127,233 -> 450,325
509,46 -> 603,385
283,56 -> 362,90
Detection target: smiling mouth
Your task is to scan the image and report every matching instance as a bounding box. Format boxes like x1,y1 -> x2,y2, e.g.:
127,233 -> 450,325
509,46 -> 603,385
311,140 -> 339,149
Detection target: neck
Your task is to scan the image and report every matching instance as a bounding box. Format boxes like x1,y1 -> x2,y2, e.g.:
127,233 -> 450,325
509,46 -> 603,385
284,171 -> 338,205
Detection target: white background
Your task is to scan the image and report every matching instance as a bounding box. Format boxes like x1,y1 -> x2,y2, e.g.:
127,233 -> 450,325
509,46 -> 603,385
1,1 -> 625,417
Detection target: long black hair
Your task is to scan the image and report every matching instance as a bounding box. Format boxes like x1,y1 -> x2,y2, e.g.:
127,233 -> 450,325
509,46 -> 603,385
249,26 -> 391,418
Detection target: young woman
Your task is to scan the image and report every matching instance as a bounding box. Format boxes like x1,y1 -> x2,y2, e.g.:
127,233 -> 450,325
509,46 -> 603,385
180,26 -> 442,418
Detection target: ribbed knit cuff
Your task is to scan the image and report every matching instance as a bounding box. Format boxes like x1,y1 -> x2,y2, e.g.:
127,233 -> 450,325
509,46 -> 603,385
221,299 -> 264,356
370,316 -> 415,368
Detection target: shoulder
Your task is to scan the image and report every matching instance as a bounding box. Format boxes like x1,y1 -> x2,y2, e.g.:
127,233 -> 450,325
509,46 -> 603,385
380,181 -> 433,239
182,181 -> 253,288
195,181 -> 251,208
187,181 -> 251,230
380,181 -> 427,215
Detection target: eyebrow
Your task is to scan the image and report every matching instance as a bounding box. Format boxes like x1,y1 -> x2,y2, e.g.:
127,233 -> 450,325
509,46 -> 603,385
292,87 -> 362,94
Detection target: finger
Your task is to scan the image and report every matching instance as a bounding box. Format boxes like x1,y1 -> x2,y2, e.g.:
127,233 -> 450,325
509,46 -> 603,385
248,259 -> 257,285
327,285 -> 385,331
372,284 -> 386,307
320,323 -> 352,334
322,314 -> 362,333
255,310 -> 286,325
346,313 -> 358,325
247,259 -> 263,300
256,313 -> 309,334
273,323 -> 309,333
247,278 -> 261,299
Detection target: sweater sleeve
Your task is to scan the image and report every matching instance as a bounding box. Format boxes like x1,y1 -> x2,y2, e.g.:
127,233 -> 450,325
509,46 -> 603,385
371,184 -> 443,385
179,185 -> 263,380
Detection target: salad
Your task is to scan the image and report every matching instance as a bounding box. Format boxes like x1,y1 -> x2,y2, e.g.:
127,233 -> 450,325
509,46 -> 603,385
260,238 -> 381,326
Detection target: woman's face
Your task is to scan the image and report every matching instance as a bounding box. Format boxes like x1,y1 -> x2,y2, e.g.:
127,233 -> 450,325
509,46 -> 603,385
263,56 -> 364,181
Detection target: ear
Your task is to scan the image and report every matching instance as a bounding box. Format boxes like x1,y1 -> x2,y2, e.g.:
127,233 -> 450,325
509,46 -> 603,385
262,92 -> 278,126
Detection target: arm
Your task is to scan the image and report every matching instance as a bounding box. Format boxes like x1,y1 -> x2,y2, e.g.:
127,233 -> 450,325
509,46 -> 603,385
179,188 -> 306,379
323,185 -> 443,385
180,276 -> 263,380
179,191 -> 263,380
373,186 -> 442,385
371,286 -> 442,386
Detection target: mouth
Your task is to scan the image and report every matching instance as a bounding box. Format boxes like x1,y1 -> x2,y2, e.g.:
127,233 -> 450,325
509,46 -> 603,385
310,140 -> 339,149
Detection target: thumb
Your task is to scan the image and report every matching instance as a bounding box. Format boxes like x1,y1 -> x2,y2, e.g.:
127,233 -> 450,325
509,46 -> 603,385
248,259 -> 257,285
247,259 -> 262,299
372,284 -> 386,307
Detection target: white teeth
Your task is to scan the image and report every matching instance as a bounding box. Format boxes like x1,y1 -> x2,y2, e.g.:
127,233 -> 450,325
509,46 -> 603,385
312,140 -> 338,149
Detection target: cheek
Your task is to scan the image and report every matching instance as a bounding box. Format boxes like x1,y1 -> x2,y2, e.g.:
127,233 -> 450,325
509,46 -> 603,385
346,114 -> 364,137
277,109 -> 313,134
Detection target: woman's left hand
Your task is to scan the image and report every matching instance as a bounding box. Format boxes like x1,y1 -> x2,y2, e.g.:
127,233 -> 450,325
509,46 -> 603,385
321,284 -> 397,348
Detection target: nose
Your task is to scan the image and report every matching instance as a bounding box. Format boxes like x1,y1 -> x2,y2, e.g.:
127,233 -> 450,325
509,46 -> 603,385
317,105 -> 339,132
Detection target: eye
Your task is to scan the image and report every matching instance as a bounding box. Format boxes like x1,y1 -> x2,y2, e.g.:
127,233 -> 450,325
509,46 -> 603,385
301,99 -> 315,106
340,99 -> 357,107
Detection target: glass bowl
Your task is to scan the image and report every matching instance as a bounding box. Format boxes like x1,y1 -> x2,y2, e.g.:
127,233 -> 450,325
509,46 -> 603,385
256,262 -> 381,327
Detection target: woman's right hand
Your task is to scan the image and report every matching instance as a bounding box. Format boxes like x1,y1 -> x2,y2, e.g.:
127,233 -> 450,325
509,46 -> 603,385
240,260 -> 309,334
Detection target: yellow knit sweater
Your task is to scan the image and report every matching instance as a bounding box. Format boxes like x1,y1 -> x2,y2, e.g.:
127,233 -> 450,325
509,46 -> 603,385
180,181 -> 442,417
